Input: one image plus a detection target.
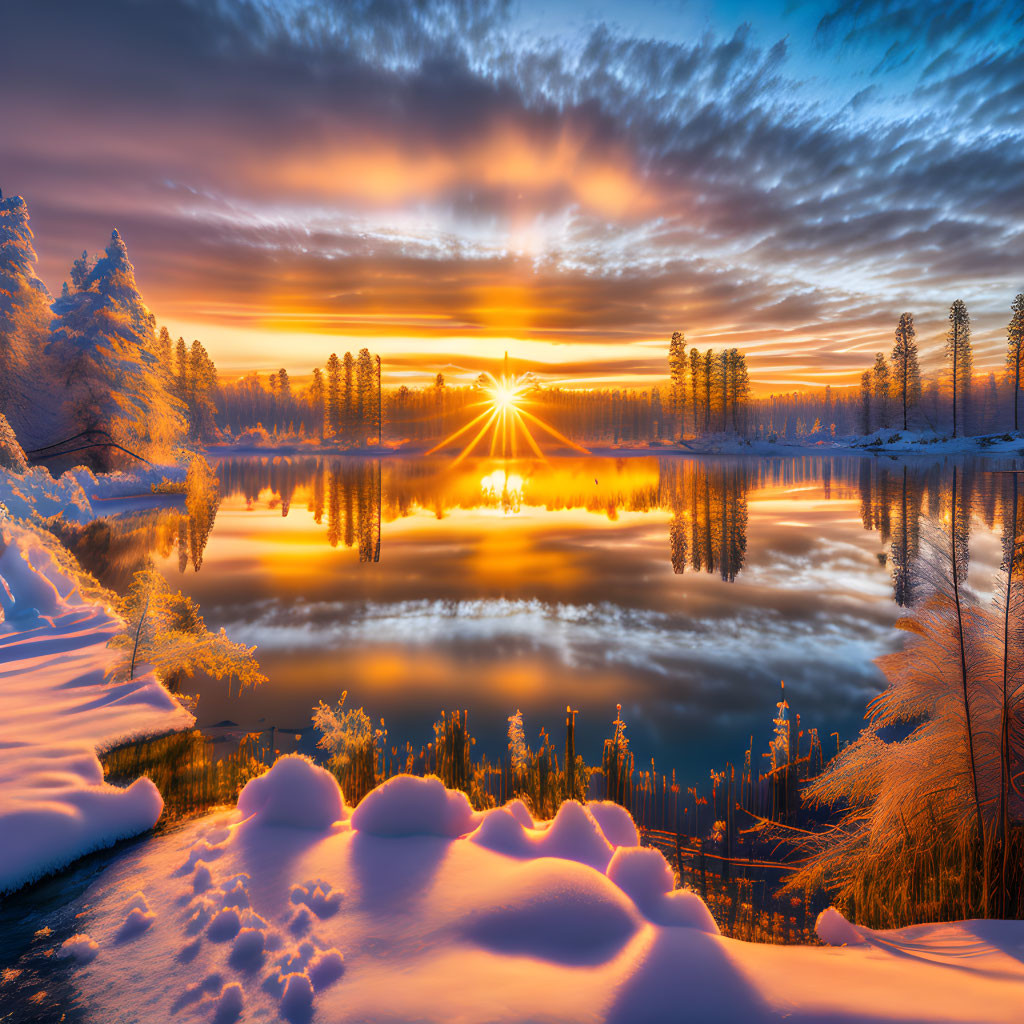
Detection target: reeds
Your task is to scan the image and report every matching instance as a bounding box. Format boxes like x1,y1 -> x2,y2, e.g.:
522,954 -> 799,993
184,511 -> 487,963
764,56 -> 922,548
101,730 -> 269,823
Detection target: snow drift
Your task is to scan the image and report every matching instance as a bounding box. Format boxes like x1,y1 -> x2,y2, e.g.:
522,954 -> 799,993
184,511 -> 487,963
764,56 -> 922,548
0,522 -> 194,893
0,462 -> 186,525
46,754 -> 1024,1023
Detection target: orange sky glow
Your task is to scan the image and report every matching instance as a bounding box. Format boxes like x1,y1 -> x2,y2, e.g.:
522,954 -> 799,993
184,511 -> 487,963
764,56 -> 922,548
5,0 -> 1021,396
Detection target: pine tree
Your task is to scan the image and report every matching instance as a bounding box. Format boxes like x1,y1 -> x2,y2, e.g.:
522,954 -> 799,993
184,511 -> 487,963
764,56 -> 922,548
701,350 -> 714,434
46,229 -> 185,466
174,336 -> 189,404
668,330 -> 687,439
947,299 -> 971,437
308,367 -> 325,440
0,412 -> 28,472
342,352 -> 355,437
277,367 -> 291,402
0,192 -> 54,447
326,353 -> 342,438
719,350 -> 729,432
688,348 -> 701,435
356,348 -> 374,443
859,371 -> 872,434
156,326 -> 173,381
891,313 -> 921,431
726,349 -> 749,432
187,340 -> 218,440
872,353 -> 891,429
1007,293 -> 1024,433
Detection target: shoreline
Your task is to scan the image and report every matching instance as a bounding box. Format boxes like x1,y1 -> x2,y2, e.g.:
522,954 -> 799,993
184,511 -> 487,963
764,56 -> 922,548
201,432 -> 1024,461
0,521 -> 194,895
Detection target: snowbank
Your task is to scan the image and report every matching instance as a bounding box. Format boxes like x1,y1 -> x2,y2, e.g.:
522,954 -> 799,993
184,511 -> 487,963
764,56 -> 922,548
587,430 -> 1024,458
0,522 -> 194,893
0,463 -> 186,524
50,756 -> 1024,1023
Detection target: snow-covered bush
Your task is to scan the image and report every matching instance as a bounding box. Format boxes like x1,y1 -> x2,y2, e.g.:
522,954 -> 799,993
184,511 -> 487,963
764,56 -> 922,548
312,691 -> 379,803
110,568 -> 267,691
0,413 -> 28,472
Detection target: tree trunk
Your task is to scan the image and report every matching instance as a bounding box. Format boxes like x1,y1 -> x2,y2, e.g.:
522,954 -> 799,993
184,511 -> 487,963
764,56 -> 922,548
951,466 -> 985,914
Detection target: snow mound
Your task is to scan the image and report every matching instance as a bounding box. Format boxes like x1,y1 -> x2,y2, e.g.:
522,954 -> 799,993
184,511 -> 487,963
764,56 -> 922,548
1,770 -> 163,896
468,805 -> 536,856
587,800 -> 640,848
607,847 -> 720,932
816,907 -> 869,946
55,772 -> 1024,1024
350,773 -> 475,837
534,801 -> 615,868
237,755 -> 346,830
606,845 -> 674,906
60,933 -> 99,963
461,857 -> 640,964
117,892 -> 156,940
503,798 -> 536,828
469,800 -> 626,870
0,534 -> 63,618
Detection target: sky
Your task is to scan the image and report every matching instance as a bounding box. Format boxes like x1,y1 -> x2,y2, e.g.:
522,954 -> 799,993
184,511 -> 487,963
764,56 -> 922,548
2,0 -> 1023,391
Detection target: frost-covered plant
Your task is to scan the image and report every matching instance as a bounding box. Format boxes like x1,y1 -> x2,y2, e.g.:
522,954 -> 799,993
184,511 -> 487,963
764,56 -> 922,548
46,231 -> 187,467
110,567 -> 266,690
313,692 -> 372,768
784,484 -> 1024,925
312,691 -> 379,804
0,413 -> 28,472
507,708 -> 528,773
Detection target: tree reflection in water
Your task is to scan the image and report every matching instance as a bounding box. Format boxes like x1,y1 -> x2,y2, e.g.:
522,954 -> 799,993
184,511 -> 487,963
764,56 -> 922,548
57,455 -> 1024,605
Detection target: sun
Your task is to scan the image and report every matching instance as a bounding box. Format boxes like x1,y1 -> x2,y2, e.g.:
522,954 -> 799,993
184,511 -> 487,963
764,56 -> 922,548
491,380 -> 522,411
427,353 -> 588,464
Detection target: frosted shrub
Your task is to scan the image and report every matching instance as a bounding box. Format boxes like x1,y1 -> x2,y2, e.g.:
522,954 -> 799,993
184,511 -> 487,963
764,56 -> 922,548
111,568 -> 266,691
507,709 -> 528,773
785,478 -> 1024,925
313,692 -> 378,803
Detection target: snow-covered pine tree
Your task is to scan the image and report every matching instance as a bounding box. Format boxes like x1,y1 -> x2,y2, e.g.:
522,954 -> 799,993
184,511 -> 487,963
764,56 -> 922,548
0,192 -> 59,449
0,411 -> 29,473
47,229 -> 186,467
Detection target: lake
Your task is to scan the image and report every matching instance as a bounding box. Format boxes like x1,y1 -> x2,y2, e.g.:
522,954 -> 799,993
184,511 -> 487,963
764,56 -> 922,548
78,452 -> 1024,784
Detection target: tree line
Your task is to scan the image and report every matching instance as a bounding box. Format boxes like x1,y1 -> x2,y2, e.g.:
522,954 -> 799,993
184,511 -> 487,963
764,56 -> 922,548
214,350 -> 382,446
858,296 -> 1024,436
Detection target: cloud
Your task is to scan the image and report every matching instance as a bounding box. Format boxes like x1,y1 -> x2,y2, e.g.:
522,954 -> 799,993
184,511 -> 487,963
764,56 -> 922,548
3,0 -> 1022,386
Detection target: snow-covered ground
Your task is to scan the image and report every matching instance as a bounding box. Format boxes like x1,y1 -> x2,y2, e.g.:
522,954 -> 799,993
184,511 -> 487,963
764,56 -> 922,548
50,756 -> 1024,1023
0,521 -> 194,894
586,430 -> 1024,458
0,463 -> 187,524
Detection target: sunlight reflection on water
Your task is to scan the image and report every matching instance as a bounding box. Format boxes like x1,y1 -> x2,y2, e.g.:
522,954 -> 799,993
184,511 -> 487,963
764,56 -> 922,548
72,452 -> 1024,780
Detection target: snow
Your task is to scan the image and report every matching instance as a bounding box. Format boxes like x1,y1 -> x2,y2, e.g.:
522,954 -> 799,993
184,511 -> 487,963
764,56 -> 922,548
0,521 -> 194,894
0,462 -> 186,524
587,430 -> 1024,458
815,906 -> 868,946
349,772 -> 475,837
49,754 -> 1024,1023
59,933 -> 100,964
235,754 -> 345,830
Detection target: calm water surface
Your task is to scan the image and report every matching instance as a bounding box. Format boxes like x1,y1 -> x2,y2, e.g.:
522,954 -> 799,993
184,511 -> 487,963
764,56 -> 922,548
91,452 -> 1024,781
